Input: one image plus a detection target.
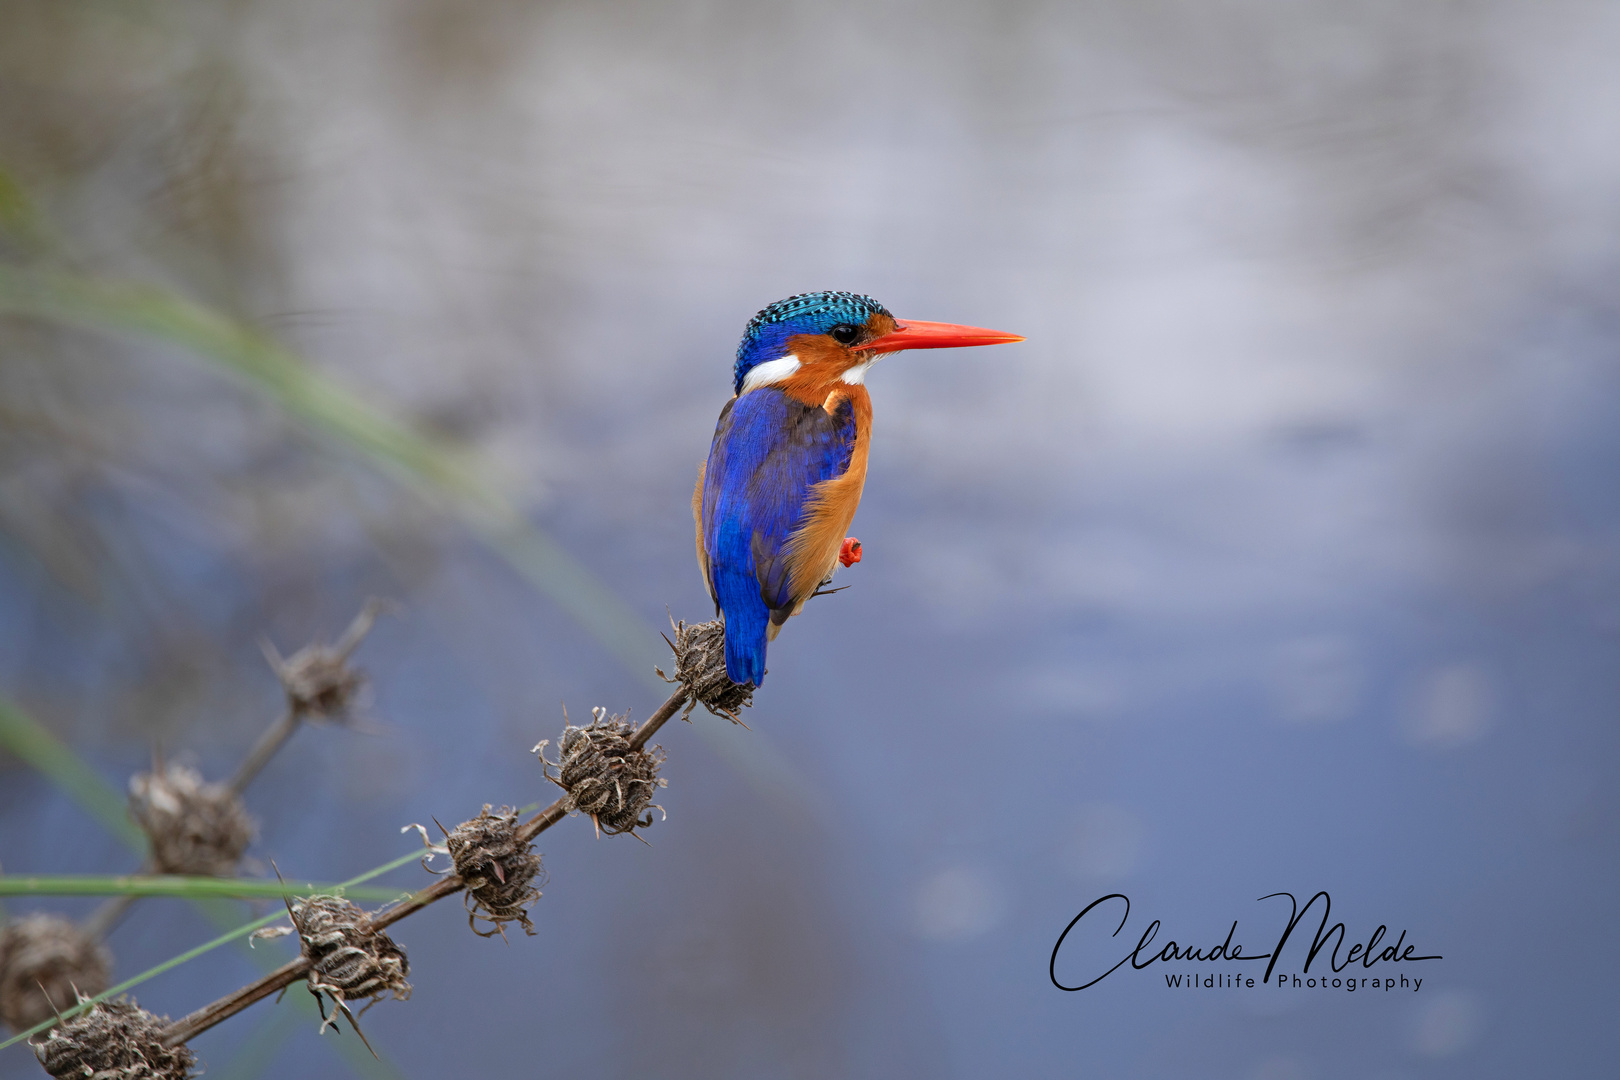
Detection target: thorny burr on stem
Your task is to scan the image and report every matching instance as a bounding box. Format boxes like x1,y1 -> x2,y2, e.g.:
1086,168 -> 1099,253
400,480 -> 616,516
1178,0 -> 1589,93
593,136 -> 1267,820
157,686 -> 692,1048
229,599 -> 388,795
77,604 -> 386,947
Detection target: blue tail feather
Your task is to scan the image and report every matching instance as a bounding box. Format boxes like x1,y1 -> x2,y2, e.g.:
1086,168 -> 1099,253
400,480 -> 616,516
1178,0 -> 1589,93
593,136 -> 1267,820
715,567 -> 768,686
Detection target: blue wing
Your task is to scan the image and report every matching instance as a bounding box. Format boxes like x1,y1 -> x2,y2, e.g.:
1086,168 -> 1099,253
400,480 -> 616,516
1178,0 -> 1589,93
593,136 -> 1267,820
701,389 -> 856,685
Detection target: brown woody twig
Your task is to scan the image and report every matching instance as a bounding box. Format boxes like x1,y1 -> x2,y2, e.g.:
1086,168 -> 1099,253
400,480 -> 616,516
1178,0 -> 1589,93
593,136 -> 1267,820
157,686 -> 691,1047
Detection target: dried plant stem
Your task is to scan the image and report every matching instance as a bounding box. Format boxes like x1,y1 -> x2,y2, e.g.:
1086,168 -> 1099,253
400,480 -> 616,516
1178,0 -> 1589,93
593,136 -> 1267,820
227,710 -> 298,795
81,894 -> 139,940
159,858 -> 511,1045
159,686 -> 693,1048
84,704 -> 295,942
514,800 -> 569,846
84,604 -> 383,948
159,956 -> 309,1047
626,686 -> 689,752
230,601 -> 384,794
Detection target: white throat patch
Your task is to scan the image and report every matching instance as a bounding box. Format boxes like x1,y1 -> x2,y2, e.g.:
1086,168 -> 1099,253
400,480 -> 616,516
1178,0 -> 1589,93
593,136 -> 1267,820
741,354 -> 801,393
840,358 -> 879,385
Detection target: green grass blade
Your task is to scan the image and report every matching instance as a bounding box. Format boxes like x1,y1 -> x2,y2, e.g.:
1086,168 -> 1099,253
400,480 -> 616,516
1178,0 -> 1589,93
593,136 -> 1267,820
206,997 -> 303,1080
209,986 -> 409,1080
0,848 -> 429,1051
0,907 -> 288,1051
0,875 -> 401,901
0,268 -> 475,497
0,265 -> 660,679
0,261 -> 818,813
0,698 -> 146,852
185,860 -> 423,1080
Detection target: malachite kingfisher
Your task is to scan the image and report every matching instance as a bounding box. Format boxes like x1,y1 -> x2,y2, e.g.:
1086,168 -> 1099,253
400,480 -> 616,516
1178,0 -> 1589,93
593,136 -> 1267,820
694,291 -> 1023,687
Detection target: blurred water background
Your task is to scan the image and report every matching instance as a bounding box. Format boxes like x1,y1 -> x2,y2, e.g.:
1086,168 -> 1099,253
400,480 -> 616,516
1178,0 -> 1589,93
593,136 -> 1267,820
1,1 -> 1617,1077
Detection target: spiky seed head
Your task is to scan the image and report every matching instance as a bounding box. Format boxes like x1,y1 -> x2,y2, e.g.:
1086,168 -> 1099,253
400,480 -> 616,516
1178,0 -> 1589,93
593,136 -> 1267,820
129,763 -> 256,877
287,895 -> 410,1033
30,997 -> 194,1079
0,915 -> 112,1033
537,709 -> 667,837
445,806 -> 544,939
657,618 -> 753,723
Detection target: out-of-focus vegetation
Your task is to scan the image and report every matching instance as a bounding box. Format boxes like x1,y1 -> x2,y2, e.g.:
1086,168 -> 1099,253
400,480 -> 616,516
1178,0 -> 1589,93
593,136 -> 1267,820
0,2 -> 410,741
0,3 -> 807,767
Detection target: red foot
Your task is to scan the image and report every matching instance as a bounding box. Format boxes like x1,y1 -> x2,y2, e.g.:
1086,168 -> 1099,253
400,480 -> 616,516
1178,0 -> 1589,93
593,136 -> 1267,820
839,537 -> 863,567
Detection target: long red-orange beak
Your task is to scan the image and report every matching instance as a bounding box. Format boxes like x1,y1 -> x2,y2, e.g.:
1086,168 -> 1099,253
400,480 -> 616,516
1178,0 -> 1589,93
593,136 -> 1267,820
853,319 -> 1024,354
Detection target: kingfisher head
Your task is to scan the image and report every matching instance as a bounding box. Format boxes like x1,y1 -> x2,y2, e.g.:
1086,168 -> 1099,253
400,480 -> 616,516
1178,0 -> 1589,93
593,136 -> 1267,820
732,290 -> 1023,396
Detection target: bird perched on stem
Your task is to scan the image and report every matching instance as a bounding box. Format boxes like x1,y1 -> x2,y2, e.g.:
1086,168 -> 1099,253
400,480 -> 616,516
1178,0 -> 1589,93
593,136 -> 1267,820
695,291 -> 1022,686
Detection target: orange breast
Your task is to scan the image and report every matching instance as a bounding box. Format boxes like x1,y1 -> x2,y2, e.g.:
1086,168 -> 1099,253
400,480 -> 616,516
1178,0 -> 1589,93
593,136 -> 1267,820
783,384 -> 872,605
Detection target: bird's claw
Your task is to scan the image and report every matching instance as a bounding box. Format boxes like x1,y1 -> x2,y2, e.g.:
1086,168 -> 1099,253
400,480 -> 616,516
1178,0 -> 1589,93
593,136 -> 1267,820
810,538 -> 862,600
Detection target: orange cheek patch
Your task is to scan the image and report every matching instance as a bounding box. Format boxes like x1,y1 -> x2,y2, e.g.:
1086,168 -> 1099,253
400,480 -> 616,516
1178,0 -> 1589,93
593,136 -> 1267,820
864,312 -> 898,339
784,333 -> 848,367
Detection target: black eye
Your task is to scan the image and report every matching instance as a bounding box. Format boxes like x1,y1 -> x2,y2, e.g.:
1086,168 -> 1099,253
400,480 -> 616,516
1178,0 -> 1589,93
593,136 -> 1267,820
829,324 -> 860,346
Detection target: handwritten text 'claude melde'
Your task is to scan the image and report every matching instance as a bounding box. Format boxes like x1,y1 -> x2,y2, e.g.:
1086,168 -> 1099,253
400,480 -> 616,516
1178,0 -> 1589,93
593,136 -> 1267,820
1050,891 -> 1441,993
